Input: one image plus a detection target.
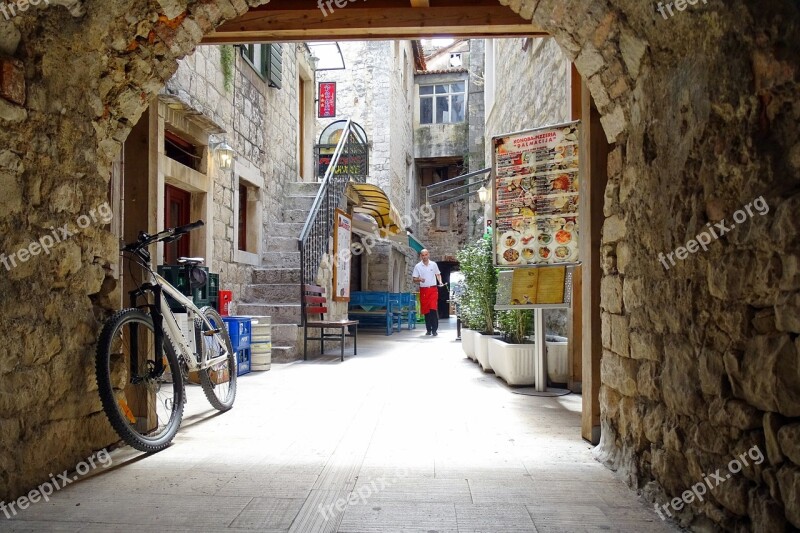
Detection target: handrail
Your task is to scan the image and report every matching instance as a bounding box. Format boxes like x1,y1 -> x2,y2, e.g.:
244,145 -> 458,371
424,167 -> 491,207
298,119 -> 368,297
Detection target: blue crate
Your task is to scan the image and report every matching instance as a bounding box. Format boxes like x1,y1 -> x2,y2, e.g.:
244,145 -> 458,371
236,347 -> 251,376
222,316 -> 252,350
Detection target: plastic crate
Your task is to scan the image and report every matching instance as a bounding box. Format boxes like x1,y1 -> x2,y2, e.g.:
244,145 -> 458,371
157,265 -> 210,310
222,316 -> 251,350
236,347 -> 251,376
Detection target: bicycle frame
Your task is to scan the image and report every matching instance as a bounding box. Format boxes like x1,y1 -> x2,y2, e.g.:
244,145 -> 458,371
131,271 -> 230,373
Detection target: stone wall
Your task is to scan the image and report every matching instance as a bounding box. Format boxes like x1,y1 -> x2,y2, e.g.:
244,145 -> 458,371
0,2 -> 797,530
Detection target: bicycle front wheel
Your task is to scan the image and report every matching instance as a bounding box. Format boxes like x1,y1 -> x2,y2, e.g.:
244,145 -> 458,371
198,306 -> 237,411
96,308 -> 185,452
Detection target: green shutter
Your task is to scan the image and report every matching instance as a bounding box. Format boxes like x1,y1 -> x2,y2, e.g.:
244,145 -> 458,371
266,43 -> 282,89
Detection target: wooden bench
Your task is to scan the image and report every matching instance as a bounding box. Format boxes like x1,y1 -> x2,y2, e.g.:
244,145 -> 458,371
348,291 -> 398,336
302,284 -> 358,361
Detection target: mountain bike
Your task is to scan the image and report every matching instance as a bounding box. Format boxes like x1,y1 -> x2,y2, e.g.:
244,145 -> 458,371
95,220 -> 237,452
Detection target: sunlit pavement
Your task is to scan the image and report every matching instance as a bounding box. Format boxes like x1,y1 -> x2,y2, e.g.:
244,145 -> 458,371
5,318 -> 679,532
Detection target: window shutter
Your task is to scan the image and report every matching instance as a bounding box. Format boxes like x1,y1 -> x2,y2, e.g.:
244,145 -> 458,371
265,44 -> 283,89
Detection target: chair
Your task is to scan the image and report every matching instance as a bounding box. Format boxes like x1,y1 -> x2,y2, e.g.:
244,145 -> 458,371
302,284 -> 358,361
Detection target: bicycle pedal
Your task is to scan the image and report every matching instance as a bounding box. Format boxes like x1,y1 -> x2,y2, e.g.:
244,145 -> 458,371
204,329 -> 221,336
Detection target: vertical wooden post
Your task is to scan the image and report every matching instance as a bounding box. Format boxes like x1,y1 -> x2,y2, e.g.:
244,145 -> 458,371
568,65 -> 583,394
579,77 -> 610,445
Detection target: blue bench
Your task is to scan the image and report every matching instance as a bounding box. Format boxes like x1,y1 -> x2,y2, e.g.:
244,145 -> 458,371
390,293 -> 417,330
348,291 -> 398,336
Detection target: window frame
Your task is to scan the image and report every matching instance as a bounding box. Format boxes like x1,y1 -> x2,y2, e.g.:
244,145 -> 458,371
419,81 -> 467,125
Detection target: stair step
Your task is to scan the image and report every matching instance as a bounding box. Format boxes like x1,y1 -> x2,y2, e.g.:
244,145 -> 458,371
252,268 -> 301,284
271,222 -> 304,238
286,195 -> 317,211
265,236 -> 300,253
263,252 -> 300,268
284,210 -> 314,224
287,182 -> 322,196
271,345 -> 300,363
270,323 -> 300,344
244,283 -> 300,303
235,303 -> 301,324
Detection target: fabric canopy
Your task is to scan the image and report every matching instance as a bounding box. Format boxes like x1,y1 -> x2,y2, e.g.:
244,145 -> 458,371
347,183 -> 404,239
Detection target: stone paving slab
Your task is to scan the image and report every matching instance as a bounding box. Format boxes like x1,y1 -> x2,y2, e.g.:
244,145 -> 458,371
4,319 -> 681,532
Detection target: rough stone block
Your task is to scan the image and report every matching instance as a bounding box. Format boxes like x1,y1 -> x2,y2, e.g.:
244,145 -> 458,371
764,412 -> 786,466
725,335 -> 800,417
619,28 -> 646,79
777,423 -> 800,466
636,361 -> 660,401
748,488 -> 787,533
0,57 -> 24,105
602,215 -> 627,244
629,330 -> 662,361
600,350 -> 638,396
777,465 -> 800,528
622,277 -> 644,311
600,275 -> 622,313
662,340 -> 704,416
708,398 -> 761,431
775,293 -> 800,333
610,313 -> 629,357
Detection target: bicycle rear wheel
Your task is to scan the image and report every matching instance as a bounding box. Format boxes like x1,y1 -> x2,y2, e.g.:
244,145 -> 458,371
96,308 -> 185,452
198,306 -> 237,411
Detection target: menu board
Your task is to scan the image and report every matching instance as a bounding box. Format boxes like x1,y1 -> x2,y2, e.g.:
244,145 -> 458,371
510,266 -> 566,305
333,209 -> 352,302
492,122 -> 580,267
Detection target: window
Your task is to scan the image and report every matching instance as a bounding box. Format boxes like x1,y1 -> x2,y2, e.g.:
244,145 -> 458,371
241,43 -> 283,88
420,82 -> 466,124
449,53 -> 462,67
237,181 -> 259,254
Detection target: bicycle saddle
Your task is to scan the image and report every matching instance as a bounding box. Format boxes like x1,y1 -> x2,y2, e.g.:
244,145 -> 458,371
177,257 -> 205,266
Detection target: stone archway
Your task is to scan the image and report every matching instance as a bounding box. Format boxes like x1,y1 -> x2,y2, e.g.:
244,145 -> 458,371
0,1 -> 798,529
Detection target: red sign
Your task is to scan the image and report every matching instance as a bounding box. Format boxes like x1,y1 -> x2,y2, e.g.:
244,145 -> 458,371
318,82 -> 336,118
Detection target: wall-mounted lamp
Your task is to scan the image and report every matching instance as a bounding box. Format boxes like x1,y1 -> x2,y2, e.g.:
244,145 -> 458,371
477,184 -> 489,205
211,140 -> 235,171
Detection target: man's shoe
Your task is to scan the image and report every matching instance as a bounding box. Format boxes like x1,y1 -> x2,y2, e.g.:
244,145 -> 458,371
425,331 -> 432,336
432,331 -> 438,336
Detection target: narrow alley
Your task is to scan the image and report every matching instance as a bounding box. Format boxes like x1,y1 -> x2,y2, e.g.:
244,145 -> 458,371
3,322 -> 676,532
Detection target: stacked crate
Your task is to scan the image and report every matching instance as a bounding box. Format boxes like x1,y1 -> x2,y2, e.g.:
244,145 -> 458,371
248,316 -> 272,371
222,316 -> 252,376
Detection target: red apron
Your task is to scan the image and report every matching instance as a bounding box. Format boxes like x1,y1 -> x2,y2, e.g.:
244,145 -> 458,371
419,286 -> 438,314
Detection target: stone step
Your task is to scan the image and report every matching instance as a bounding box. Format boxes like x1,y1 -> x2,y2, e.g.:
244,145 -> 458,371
286,195 -> 316,211
263,252 -> 300,268
251,268 -> 301,284
284,209 -> 313,224
270,323 -> 299,344
287,181 -> 322,197
244,283 -> 300,303
271,345 -> 300,363
235,303 -> 301,324
265,236 -> 300,253
271,222 -> 304,238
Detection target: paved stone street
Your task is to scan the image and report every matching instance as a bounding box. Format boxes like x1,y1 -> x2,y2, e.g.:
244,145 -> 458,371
4,319 -> 679,532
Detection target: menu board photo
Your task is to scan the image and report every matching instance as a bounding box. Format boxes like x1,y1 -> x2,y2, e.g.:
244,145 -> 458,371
492,121 -> 580,267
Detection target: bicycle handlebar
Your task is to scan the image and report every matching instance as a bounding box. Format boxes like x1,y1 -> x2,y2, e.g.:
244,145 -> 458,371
122,220 -> 205,253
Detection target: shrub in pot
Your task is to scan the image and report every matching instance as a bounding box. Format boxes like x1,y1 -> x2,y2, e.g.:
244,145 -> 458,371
456,235 -> 497,370
489,309 -> 537,385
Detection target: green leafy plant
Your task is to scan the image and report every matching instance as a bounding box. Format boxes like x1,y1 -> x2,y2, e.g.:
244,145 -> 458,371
220,45 -> 234,92
497,309 -> 533,344
456,235 -> 497,334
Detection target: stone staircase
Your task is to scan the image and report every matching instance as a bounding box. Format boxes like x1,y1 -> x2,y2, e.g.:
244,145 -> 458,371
237,182 -> 322,363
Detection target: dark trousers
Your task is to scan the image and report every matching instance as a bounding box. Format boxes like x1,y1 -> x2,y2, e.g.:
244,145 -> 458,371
425,309 -> 439,333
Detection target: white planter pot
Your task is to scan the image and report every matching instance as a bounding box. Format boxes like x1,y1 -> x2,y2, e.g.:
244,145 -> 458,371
546,336 -> 569,384
475,333 -> 495,372
488,337 -> 537,386
461,328 -> 476,360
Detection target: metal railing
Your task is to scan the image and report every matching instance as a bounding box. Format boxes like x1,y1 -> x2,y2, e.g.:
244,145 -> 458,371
298,119 -> 368,296
425,167 -> 491,207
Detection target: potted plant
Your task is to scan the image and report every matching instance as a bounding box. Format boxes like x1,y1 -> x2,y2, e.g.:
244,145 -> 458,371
456,235 -> 497,371
489,309 -> 537,386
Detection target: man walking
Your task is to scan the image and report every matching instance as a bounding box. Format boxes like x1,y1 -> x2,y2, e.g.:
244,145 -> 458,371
412,249 -> 443,336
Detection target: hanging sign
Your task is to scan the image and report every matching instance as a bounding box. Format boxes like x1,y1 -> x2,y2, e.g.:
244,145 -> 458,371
333,209 -> 352,301
491,121 -> 581,268
318,82 -> 337,118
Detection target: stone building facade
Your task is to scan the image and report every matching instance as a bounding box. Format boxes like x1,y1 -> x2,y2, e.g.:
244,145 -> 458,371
0,2 -> 798,531
316,41 -> 418,294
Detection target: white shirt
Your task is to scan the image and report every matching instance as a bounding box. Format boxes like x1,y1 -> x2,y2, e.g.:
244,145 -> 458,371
413,260 -> 441,288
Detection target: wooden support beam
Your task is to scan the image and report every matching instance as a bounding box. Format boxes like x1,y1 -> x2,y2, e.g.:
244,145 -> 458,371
201,1 -> 545,44
410,0 -> 431,6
